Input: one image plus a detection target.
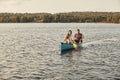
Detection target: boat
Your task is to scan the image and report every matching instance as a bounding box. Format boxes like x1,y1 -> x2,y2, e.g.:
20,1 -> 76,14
61,42 -> 81,52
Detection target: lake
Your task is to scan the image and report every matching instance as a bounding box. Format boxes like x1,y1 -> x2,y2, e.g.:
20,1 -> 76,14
0,23 -> 120,80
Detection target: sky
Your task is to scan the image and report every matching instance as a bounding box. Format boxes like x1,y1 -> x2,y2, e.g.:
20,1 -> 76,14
0,0 -> 120,13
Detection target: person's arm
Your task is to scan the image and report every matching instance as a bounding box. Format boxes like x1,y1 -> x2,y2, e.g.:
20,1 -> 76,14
68,39 -> 70,44
80,34 -> 84,43
64,34 -> 68,41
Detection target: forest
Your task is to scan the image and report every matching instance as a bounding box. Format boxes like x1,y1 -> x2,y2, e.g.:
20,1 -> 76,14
0,12 -> 120,23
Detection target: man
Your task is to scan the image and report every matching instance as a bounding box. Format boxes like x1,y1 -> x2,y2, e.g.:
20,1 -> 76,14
74,29 -> 83,44
73,29 -> 83,49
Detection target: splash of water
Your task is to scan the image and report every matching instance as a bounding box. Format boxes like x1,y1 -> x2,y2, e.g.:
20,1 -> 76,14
83,38 -> 119,47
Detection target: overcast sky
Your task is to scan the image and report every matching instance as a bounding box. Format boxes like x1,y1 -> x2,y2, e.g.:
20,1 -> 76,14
0,0 -> 120,13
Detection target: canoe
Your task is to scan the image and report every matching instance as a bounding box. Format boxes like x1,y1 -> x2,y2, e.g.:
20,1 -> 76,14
61,42 -> 81,52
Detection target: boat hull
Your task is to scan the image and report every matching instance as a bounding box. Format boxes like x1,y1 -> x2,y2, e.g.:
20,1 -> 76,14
61,42 -> 81,51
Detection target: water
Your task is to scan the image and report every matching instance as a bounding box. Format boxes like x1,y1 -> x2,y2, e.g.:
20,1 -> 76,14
0,23 -> 120,80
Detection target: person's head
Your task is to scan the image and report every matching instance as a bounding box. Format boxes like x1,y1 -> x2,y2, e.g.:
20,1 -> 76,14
68,30 -> 72,35
77,29 -> 80,33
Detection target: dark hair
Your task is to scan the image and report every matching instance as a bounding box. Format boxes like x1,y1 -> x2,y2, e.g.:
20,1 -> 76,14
68,30 -> 72,34
69,30 -> 72,32
77,29 -> 80,31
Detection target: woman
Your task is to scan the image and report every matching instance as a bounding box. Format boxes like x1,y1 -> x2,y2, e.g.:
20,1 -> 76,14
64,30 -> 73,44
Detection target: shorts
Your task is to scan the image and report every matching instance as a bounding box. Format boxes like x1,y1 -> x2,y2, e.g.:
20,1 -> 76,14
74,40 -> 79,43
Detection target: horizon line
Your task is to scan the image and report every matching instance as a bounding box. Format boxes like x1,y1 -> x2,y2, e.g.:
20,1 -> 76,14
0,11 -> 120,14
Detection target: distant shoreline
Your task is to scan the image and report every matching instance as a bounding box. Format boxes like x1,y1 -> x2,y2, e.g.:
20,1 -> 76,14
0,12 -> 120,23
0,22 -> 119,24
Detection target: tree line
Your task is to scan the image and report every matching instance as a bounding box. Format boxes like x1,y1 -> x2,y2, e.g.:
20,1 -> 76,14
0,12 -> 120,23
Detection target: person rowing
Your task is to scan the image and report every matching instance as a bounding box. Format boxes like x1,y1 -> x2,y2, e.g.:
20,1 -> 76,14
73,29 -> 83,48
64,30 -> 73,44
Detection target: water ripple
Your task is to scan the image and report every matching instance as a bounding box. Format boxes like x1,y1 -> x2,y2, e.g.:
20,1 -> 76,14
0,23 -> 120,80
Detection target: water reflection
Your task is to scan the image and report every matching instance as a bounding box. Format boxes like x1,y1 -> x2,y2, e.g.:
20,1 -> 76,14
61,48 -> 83,62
